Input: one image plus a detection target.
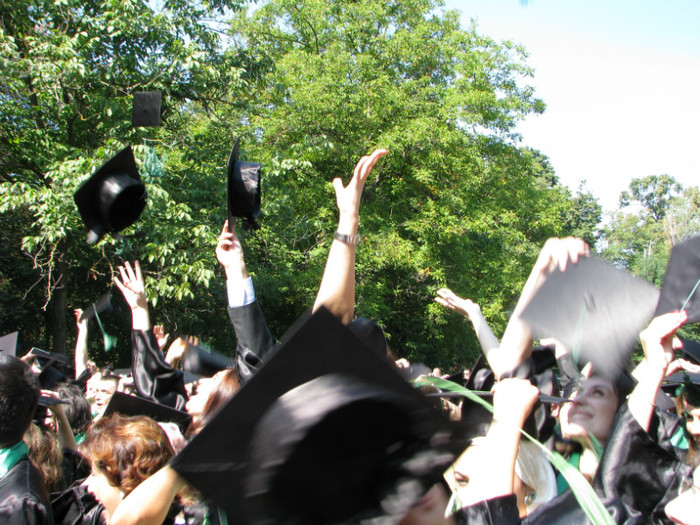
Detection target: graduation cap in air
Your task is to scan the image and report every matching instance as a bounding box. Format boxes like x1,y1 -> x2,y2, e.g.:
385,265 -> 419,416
79,293 -> 114,322
74,145 -> 147,244
104,391 -> 192,434
655,235 -> 700,323
131,91 -> 162,127
227,138 -> 261,231
182,343 -> 236,378
171,307 -> 467,525
0,331 -> 19,356
520,256 -> 659,380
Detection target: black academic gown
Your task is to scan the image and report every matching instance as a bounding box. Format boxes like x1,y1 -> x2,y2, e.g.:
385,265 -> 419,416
131,299 -> 276,411
227,300 -> 276,384
454,403 -> 691,525
132,328 -> 189,410
0,455 -> 54,525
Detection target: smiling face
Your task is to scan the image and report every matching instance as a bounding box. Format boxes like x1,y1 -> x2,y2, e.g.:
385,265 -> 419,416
559,376 -> 619,445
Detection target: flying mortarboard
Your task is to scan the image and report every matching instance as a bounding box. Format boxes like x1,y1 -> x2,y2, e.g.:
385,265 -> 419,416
104,391 -> 193,434
171,307 -> 467,525
0,331 -> 19,356
131,91 -> 162,127
74,145 -> 146,244
79,292 -> 114,322
655,235 -> 700,323
520,256 -> 659,379
227,138 -> 261,231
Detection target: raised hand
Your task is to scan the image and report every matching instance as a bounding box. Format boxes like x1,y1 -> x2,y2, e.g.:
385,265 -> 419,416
215,219 -> 248,280
435,288 -> 481,319
113,261 -> 150,330
333,149 -> 387,233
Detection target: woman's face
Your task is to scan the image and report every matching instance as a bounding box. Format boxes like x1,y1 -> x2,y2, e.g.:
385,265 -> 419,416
185,370 -> 227,419
84,466 -> 122,519
684,405 -> 700,444
559,377 -> 619,444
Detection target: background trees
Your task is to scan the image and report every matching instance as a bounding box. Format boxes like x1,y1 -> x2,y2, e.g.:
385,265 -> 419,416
1,0 -> 602,370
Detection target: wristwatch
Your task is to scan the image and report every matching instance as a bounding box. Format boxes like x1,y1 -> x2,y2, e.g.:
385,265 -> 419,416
333,231 -> 360,245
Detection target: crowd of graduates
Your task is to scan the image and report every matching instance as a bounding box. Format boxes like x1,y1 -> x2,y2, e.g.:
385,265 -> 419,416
1,149 -> 700,525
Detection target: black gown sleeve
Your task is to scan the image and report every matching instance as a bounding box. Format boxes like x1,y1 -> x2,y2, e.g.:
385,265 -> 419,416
227,300 -> 276,383
131,329 -> 188,410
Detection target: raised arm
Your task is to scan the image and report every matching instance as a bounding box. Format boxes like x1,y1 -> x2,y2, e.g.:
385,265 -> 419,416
460,378 -> 539,505
629,310 -> 687,432
216,219 -> 275,380
74,308 -> 89,379
496,237 -> 589,379
313,149 -> 387,324
435,288 -> 500,357
114,261 -> 187,409
109,464 -> 186,525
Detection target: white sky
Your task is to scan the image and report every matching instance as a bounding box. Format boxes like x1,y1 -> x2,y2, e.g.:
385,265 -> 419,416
442,0 -> 700,212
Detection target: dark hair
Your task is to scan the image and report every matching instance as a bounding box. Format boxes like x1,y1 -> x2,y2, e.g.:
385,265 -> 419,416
0,355 -> 40,447
23,422 -> 64,492
54,383 -> 92,435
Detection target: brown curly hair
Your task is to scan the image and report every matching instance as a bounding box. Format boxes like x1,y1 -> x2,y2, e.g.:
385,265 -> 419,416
80,414 -> 173,495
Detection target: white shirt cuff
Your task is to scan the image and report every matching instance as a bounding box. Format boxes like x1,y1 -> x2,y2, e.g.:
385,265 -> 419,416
226,276 -> 256,307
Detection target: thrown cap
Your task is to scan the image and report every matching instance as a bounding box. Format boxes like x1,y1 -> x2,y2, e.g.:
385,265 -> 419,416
104,391 -> 193,434
171,307 -> 466,525
227,138 -> 261,230
74,146 -> 146,244
79,292 -> 114,322
132,91 -> 162,127
656,235 -> 700,323
520,256 -> 659,379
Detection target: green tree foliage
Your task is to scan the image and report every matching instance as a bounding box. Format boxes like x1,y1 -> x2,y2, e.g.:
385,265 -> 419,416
1,0 -> 598,371
602,175 -> 700,345
226,0 -> 588,367
0,0 -> 248,357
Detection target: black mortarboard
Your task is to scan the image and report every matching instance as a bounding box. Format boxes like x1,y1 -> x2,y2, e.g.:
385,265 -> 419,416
227,138 -> 261,231
0,331 -> 19,356
132,91 -> 162,127
182,343 -> 236,378
171,307 -> 466,525
104,391 -> 192,434
680,338 -> 700,364
520,256 -> 659,379
74,145 -> 146,244
79,293 -> 114,322
656,235 -> 700,323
